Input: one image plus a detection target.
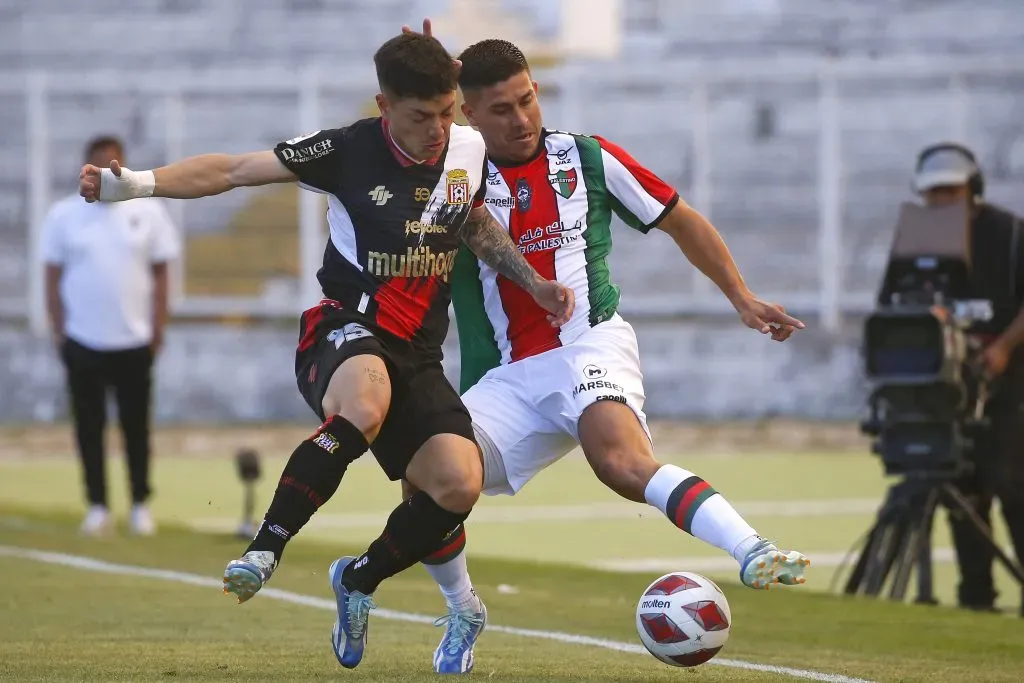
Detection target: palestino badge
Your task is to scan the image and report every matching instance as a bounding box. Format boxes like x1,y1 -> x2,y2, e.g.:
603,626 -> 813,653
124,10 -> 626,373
549,167 -> 577,199
446,168 -> 471,205
516,177 -> 532,211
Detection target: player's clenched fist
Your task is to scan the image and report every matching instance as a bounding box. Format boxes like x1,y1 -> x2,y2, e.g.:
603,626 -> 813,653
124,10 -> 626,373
78,160 -> 115,202
532,280 -> 575,328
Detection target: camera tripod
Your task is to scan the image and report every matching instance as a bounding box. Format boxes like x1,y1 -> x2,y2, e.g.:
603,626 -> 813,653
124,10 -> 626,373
842,471 -> 1024,604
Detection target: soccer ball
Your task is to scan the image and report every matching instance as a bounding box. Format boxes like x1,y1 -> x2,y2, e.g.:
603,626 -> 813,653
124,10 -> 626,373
635,571 -> 732,667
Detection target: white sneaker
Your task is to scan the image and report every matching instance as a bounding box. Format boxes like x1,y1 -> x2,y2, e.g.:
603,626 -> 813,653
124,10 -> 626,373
80,505 -> 112,536
223,551 -> 278,604
129,504 -> 157,536
739,537 -> 810,590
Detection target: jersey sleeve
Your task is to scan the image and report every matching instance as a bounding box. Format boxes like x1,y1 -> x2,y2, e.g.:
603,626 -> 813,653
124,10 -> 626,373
595,136 -> 679,234
273,128 -> 346,194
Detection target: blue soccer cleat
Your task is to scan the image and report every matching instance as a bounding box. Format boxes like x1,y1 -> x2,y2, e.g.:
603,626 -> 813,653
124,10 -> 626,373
223,551 -> 277,604
740,538 -> 810,590
432,598 -> 487,674
328,557 -> 377,669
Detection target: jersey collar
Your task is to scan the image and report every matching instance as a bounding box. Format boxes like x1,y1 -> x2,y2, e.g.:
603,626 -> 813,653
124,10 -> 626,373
381,118 -> 442,167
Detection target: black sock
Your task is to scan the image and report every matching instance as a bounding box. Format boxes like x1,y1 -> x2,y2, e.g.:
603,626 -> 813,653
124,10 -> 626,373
342,491 -> 469,595
246,416 -> 369,559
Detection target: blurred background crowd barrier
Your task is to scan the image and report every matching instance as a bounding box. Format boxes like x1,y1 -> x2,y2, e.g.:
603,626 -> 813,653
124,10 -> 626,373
1,0 -> 1022,423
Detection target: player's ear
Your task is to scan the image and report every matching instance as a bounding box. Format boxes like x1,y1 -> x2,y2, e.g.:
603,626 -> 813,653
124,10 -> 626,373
532,80 -> 540,96
375,93 -> 389,119
460,102 -> 478,129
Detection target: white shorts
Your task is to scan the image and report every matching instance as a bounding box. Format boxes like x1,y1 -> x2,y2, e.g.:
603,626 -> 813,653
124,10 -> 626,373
463,314 -> 650,495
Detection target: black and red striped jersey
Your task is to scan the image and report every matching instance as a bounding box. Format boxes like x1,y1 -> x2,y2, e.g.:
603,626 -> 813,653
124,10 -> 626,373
274,118 -> 487,357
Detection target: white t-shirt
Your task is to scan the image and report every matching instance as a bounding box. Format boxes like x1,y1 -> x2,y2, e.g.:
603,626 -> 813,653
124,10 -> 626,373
40,194 -> 181,351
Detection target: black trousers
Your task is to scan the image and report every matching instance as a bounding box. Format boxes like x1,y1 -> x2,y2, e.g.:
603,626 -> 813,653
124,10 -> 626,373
61,338 -> 154,507
947,383 -> 1024,612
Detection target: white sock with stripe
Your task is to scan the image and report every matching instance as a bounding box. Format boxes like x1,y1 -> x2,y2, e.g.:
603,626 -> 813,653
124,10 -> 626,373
644,464 -> 759,564
421,525 -> 481,613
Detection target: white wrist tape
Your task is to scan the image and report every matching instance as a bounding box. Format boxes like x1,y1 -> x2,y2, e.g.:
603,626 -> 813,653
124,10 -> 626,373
99,167 -> 155,201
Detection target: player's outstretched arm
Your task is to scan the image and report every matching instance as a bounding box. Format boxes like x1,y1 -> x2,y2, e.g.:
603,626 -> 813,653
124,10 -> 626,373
657,201 -> 748,302
79,151 -> 296,203
657,201 -> 805,341
462,205 -> 575,326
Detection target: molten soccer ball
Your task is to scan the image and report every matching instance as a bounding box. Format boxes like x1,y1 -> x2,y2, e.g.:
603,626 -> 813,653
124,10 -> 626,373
635,571 -> 732,667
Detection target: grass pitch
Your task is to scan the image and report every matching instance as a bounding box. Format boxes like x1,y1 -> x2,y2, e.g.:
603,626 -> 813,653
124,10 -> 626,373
2,427 -> 1024,681
2,444 -> 1020,612
2,505 -> 1024,682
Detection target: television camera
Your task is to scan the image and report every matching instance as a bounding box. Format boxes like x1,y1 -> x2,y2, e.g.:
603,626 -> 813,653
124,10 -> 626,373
842,200 -> 1024,603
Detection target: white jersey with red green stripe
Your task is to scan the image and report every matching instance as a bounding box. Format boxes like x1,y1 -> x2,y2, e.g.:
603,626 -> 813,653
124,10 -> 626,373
451,129 -> 679,391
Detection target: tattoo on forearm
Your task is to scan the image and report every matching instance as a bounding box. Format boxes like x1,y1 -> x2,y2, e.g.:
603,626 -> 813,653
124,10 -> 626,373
365,368 -> 387,386
462,208 -> 537,291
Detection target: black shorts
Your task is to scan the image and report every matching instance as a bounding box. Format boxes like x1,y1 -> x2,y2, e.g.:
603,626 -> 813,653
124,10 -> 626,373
295,299 -> 474,481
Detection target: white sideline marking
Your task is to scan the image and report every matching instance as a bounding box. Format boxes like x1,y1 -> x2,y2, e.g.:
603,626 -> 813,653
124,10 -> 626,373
590,548 -> 956,573
192,497 -> 883,532
0,545 -> 873,683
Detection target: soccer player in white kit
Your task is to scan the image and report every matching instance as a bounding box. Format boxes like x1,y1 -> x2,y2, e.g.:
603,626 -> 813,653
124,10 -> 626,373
403,26 -> 812,674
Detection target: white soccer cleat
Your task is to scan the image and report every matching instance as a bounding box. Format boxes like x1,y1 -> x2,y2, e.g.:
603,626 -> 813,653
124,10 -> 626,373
739,538 -> 810,590
79,505 -> 112,537
129,504 -> 157,536
223,551 -> 277,604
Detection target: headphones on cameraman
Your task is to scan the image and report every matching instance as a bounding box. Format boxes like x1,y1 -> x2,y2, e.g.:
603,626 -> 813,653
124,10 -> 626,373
914,142 -> 985,200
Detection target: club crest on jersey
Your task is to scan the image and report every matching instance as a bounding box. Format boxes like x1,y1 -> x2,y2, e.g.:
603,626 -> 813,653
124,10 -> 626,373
549,168 -> 577,199
446,168 -> 471,205
516,178 -> 532,211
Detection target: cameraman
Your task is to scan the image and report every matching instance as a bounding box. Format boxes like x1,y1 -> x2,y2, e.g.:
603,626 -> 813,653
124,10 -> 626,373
913,142 -> 1024,615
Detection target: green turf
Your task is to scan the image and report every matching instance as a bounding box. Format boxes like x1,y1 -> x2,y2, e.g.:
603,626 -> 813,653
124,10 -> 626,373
2,505 -> 1024,682
0,450 -> 889,516
3,557 -> 779,683
1,449 -> 1020,612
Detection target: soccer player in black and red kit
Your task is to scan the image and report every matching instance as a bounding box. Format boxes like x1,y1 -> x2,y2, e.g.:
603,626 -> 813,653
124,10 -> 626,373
78,33 -> 573,670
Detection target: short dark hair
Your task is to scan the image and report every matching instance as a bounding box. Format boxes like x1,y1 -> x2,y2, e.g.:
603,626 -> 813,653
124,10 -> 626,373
84,134 -> 123,162
457,39 -> 530,91
374,33 -> 458,100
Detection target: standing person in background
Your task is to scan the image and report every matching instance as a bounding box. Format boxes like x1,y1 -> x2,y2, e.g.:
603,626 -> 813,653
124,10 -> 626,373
41,135 -> 181,537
